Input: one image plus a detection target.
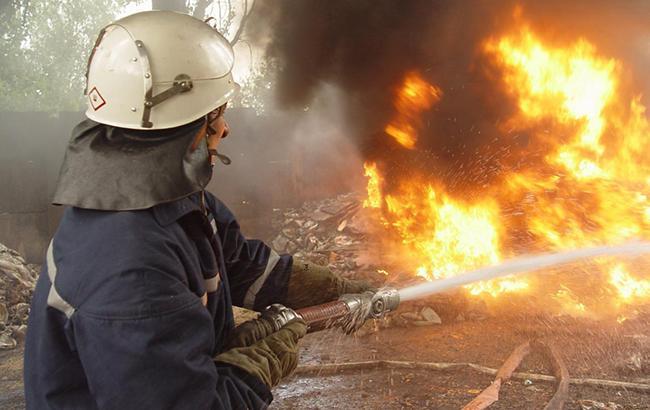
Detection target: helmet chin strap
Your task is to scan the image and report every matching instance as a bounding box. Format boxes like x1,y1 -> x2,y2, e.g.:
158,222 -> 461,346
206,106 -> 231,166
208,148 -> 232,166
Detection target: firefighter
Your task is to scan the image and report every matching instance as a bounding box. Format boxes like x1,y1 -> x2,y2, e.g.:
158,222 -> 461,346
24,11 -> 370,409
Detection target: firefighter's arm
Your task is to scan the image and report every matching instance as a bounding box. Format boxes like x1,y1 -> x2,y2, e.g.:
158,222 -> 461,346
206,193 -> 293,310
284,258 -> 375,309
205,193 -> 373,310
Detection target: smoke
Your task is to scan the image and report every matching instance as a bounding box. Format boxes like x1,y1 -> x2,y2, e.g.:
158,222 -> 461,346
285,85 -> 367,198
250,0 -> 650,193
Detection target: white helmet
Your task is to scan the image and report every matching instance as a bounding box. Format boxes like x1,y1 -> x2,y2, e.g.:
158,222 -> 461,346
84,10 -> 239,130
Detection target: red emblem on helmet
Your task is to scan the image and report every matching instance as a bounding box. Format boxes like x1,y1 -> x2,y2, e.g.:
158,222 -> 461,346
88,87 -> 107,111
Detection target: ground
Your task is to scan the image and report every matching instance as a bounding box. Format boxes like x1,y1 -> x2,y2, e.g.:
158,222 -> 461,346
0,347 -> 24,410
270,315 -> 649,409
2,314 -> 648,409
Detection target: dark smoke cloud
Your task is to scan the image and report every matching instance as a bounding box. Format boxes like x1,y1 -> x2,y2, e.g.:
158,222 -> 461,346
251,0 -> 650,194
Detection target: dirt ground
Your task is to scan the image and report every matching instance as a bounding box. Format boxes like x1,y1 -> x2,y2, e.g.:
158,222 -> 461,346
2,313 -> 648,409
0,347 -> 25,410
274,367 -> 648,409
271,313 -> 650,409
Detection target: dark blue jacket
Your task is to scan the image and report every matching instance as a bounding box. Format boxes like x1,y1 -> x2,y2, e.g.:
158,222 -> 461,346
24,192 -> 293,409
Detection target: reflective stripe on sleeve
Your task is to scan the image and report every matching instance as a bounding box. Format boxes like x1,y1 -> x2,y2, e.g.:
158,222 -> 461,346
242,250 -> 281,309
205,274 -> 221,293
46,240 -> 76,318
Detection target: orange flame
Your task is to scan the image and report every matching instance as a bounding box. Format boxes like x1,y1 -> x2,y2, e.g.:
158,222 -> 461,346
609,264 -> 650,301
487,28 -> 618,165
362,162 -> 383,209
367,172 -> 528,297
385,71 -> 442,149
487,26 -> 650,251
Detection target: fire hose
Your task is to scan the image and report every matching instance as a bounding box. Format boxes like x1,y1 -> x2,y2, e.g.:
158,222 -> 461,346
259,242 -> 650,333
262,287 -> 401,333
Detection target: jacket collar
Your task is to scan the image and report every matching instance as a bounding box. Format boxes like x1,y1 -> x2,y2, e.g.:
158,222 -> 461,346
152,193 -> 204,226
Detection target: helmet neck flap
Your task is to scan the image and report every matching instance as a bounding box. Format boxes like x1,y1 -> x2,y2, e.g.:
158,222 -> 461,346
52,117 -> 212,211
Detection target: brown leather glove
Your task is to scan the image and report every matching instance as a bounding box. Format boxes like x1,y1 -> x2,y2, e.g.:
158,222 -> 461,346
215,320 -> 307,389
286,259 -> 375,309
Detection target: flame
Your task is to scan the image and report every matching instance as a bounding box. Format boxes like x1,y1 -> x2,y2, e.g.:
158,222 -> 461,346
488,26 -> 650,251
385,184 -> 501,282
609,264 -> 650,301
385,71 -> 442,149
362,20 -> 650,317
362,162 -> 383,209
553,286 -> 590,318
487,29 -> 617,164
370,174 -> 528,297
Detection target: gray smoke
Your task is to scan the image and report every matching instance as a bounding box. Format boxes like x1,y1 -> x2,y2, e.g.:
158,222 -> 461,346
251,0 -> 650,193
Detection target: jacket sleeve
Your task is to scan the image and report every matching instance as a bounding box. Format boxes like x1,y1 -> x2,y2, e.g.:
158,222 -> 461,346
72,297 -> 272,410
207,193 -> 292,311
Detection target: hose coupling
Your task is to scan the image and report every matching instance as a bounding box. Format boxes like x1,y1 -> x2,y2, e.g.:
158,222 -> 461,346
369,287 -> 400,318
263,304 -> 302,332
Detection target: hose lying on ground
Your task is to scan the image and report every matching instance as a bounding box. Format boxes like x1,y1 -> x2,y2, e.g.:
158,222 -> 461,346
294,360 -> 650,393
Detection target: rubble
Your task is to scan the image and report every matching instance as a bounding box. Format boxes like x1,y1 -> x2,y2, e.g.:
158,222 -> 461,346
0,331 -> 17,350
579,400 -> 623,410
270,192 -> 374,279
420,307 -> 442,324
0,243 -> 39,350
0,303 -> 7,324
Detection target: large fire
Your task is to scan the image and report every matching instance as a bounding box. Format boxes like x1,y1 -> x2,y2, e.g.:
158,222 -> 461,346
364,22 -> 650,317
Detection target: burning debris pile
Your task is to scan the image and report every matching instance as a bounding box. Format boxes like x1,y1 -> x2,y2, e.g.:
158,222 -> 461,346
358,22 -> 650,320
0,243 -> 38,350
269,193 -> 494,329
256,3 -> 650,321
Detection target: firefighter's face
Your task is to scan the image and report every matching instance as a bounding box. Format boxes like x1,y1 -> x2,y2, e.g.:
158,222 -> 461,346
191,105 -> 229,160
206,106 -> 229,151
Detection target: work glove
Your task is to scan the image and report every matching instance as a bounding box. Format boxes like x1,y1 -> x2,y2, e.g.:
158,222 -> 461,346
215,319 -> 307,389
286,259 -> 375,309
226,304 -> 299,349
225,317 -> 274,349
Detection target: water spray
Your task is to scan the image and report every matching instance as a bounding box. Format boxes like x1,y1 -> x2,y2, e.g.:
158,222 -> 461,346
266,242 -> 650,333
399,242 -> 650,301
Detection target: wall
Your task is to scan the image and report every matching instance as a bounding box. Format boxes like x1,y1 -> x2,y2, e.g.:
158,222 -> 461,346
0,112 -> 81,262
